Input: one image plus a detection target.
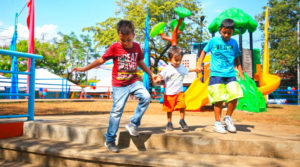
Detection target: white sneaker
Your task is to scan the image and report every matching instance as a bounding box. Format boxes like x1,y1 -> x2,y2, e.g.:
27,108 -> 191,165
214,121 -> 226,134
125,123 -> 139,136
224,116 -> 236,133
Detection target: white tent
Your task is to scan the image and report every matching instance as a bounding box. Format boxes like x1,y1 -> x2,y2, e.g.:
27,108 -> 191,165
0,69 -> 82,92
0,74 -> 11,91
84,76 -> 112,93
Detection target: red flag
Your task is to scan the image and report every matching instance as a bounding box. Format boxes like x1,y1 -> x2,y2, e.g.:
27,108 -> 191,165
27,0 -> 34,54
27,0 -> 34,93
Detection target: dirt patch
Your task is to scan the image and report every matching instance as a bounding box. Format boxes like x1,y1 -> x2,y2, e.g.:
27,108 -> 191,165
0,101 -> 299,126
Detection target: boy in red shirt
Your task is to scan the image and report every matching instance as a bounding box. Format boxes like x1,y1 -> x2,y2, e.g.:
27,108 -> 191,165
73,20 -> 156,152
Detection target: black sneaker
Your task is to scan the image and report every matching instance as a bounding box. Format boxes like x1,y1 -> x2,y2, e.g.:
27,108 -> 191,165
104,141 -> 119,153
179,120 -> 189,132
166,122 -> 173,131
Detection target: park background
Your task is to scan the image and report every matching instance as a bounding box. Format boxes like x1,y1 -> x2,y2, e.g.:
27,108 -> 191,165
0,0 -> 299,104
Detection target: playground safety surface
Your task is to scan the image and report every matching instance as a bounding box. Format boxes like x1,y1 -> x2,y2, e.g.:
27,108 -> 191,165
1,99 -> 300,126
0,99 -> 300,166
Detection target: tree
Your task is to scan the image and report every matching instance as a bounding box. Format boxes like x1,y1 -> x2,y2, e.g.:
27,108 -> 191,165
55,32 -> 88,84
0,33 -> 94,85
256,0 -> 300,77
84,0 -> 207,72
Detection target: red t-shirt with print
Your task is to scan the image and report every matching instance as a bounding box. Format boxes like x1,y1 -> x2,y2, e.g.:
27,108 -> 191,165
101,42 -> 144,87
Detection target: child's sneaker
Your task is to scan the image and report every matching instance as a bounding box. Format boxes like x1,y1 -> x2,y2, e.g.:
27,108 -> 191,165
179,119 -> 189,132
125,123 -> 139,136
214,121 -> 226,134
224,116 -> 236,133
104,141 -> 119,153
166,122 -> 173,131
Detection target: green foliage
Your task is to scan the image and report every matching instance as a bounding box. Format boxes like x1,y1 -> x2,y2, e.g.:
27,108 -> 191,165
0,32 -> 96,85
0,53 -> 11,77
82,17 -> 119,49
255,0 -> 299,76
84,0 -> 207,71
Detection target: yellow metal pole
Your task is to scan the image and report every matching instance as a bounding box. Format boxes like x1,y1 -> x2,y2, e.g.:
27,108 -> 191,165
263,6 -> 269,75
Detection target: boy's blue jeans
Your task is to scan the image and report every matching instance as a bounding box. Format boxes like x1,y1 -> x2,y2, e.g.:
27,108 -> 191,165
105,81 -> 151,143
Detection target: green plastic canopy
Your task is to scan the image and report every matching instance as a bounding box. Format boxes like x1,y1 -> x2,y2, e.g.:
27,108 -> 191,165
208,8 -> 258,35
150,22 -> 166,38
174,7 -> 192,19
170,19 -> 186,31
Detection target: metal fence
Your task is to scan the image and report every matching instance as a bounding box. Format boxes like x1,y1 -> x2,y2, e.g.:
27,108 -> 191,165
0,49 -> 43,120
268,89 -> 299,105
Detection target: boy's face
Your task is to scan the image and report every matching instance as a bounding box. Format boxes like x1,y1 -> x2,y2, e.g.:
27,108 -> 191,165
220,27 -> 233,41
118,32 -> 135,49
170,55 -> 182,68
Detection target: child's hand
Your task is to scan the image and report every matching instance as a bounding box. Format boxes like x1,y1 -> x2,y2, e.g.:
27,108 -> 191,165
197,66 -> 204,73
195,67 -> 203,73
151,74 -> 157,81
72,67 -> 86,73
238,71 -> 245,81
152,74 -> 161,84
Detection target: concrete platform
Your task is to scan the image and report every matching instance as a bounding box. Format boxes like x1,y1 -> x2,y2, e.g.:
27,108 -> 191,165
0,114 -> 300,166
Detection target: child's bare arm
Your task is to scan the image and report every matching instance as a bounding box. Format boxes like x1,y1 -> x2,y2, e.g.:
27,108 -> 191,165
72,57 -> 106,72
188,68 -> 201,73
137,60 -> 157,80
197,50 -> 206,72
235,57 -> 245,80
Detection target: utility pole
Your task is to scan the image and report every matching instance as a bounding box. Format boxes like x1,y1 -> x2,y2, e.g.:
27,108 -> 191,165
197,16 -> 205,58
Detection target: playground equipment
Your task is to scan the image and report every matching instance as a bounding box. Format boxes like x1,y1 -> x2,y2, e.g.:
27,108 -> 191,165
185,8 -> 280,112
0,49 -> 43,120
150,7 -> 192,46
150,7 -> 192,103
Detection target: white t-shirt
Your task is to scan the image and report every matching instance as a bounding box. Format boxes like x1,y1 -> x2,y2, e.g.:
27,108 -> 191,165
160,64 -> 188,95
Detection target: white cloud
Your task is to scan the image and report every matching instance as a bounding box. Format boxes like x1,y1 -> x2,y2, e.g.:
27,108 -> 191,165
0,23 -> 60,47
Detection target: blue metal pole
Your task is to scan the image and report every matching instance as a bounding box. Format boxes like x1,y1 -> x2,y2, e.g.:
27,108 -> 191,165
61,78 -> 63,98
0,49 -> 43,59
65,78 -> 68,98
28,58 -> 35,120
143,9 -> 150,91
10,12 -> 19,99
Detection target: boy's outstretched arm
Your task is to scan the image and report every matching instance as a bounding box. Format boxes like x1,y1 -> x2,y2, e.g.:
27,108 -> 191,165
235,57 -> 245,80
197,50 -> 206,72
188,68 -> 201,73
72,57 -> 106,72
137,60 -> 156,80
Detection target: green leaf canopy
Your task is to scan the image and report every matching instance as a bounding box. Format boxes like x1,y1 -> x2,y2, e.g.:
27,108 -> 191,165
174,7 -> 192,19
150,22 -> 166,38
208,8 -> 258,35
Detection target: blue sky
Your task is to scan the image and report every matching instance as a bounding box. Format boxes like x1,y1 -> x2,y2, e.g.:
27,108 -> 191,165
0,0 -> 268,79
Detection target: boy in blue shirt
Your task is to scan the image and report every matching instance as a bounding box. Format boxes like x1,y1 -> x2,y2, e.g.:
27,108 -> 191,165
198,18 -> 244,134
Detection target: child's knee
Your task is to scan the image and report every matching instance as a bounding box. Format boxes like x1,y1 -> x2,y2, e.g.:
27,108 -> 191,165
143,92 -> 151,103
